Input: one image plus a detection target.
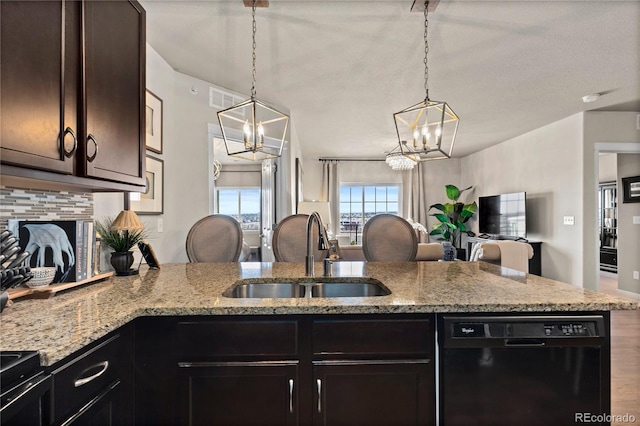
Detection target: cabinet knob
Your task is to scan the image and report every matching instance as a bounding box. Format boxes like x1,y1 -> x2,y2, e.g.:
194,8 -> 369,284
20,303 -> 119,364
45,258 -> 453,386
87,134 -> 99,162
62,127 -> 78,158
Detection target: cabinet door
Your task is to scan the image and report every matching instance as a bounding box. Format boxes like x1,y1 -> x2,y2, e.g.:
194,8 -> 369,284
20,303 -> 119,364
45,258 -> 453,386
313,361 -> 433,426
179,362 -> 299,426
0,0 -> 79,174
83,0 -> 145,185
60,381 -> 121,426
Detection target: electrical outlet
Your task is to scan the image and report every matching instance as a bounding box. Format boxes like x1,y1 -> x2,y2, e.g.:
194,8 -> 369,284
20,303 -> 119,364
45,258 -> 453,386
563,216 -> 575,225
157,218 -> 164,233
634,271 -> 640,280
633,216 -> 640,225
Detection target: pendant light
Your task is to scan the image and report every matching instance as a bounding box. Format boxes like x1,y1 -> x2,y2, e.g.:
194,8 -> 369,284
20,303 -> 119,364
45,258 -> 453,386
393,0 -> 459,161
385,141 -> 416,170
217,0 -> 289,161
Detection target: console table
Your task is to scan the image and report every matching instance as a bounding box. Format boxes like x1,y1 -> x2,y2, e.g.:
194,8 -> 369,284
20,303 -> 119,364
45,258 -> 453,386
466,237 -> 542,276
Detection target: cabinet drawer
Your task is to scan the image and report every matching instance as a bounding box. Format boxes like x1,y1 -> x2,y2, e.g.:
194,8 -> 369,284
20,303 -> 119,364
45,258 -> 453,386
313,319 -> 431,356
177,320 -> 298,358
50,333 -> 122,424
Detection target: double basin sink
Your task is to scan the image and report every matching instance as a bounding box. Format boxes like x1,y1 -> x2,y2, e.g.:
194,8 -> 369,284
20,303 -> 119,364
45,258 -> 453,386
223,277 -> 391,299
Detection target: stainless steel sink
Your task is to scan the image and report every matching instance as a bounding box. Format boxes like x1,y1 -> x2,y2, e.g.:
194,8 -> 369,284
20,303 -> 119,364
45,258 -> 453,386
224,282 -> 304,298
223,278 -> 390,298
310,282 -> 390,297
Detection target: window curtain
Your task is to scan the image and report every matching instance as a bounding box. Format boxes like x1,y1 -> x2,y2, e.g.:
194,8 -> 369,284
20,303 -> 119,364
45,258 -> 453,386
402,163 -> 429,242
320,160 -> 340,236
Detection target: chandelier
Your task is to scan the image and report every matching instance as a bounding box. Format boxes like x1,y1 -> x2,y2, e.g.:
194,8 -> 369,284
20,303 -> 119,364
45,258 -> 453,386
393,0 -> 459,161
385,142 -> 416,170
217,0 -> 289,161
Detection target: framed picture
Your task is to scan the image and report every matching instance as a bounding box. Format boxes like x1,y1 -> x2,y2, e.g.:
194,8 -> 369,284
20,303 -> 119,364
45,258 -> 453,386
622,175 -> 640,203
129,155 -> 164,214
138,242 -> 160,269
295,158 -> 304,211
145,90 -> 163,154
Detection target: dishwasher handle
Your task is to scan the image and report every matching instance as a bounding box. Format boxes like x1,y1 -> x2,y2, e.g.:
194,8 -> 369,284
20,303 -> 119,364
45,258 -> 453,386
504,338 -> 546,347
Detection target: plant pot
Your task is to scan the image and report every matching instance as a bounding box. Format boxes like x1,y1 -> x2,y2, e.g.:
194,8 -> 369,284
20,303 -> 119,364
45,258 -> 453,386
110,251 -> 137,276
441,242 -> 457,261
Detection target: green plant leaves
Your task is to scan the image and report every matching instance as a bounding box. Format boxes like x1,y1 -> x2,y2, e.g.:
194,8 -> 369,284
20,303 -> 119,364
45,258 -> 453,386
445,185 -> 460,201
429,185 -> 477,247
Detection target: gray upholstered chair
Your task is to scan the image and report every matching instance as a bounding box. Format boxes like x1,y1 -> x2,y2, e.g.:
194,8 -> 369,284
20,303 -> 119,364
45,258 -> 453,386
272,214 -> 328,262
185,214 -> 243,262
362,214 -> 418,261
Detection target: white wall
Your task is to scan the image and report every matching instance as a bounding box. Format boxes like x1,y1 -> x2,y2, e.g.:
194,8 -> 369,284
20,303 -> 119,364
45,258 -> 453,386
462,114 -> 584,285
583,112 -> 640,291
599,153 -> 617,183
617,154 -> 640,294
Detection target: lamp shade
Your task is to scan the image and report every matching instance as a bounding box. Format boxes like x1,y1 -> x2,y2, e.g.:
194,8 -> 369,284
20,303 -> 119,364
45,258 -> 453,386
111,210 -> 144,231
297,201 -> 331,226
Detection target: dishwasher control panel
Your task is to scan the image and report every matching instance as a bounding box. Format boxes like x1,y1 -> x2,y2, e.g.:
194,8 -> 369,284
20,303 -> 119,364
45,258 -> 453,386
448,315 -> 604,339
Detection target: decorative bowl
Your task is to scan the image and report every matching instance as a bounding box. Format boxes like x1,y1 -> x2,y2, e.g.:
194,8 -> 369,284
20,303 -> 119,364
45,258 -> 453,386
26,267 -> 56,288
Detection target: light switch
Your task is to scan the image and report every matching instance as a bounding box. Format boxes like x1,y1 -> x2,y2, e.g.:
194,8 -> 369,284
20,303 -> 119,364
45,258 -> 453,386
157,218 -> 164,233
634,271 -> 640,280
633,216 -> 640,225
563,216 -> 575,225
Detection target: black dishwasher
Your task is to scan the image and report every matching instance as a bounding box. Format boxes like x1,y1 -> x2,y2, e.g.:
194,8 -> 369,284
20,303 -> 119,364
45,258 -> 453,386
438,313 -> 610,426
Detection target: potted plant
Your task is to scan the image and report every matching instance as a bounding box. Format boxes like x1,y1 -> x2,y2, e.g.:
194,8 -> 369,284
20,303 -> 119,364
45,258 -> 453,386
95,215 -> 147,276
428,185 -> 477,260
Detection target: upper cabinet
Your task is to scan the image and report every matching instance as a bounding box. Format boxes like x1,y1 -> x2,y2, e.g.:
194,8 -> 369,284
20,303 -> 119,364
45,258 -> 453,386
0,0 -> 146,191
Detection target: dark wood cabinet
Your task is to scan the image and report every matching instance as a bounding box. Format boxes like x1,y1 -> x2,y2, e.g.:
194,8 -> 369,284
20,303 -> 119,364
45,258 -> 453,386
47,324 -> 133,426
0,0 -> 145,191
134,314 -> 435,426
313,361 -> 431,426
179,363 -> 299,426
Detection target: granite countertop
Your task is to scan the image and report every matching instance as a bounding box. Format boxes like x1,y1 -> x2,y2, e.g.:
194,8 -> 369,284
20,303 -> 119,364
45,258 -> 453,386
0,261 -> 637,365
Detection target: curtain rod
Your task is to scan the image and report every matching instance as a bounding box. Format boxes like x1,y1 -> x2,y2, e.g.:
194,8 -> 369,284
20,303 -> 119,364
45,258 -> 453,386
319,158 -> 384,162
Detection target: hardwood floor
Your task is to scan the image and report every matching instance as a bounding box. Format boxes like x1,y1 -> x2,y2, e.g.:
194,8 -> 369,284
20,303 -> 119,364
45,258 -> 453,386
599,272 -> 640,425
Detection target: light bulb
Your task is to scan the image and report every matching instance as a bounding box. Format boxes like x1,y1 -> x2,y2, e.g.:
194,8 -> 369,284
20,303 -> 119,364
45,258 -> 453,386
435,125 -> 442,137
257,122 -> 264,148
243,120 -> 252,149
412,128 -> 419,147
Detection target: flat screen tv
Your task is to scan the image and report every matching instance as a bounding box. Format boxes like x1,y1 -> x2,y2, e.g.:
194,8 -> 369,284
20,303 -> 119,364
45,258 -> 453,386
478,192 -> 527,238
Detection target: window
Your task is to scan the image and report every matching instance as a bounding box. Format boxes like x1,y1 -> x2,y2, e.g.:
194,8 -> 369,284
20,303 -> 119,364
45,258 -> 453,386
216,188 -> 260,230
339,185 -> 400,244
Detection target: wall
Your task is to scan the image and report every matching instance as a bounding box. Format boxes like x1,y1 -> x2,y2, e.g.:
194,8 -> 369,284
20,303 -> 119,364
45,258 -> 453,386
599,153 -> 617,183
617,153 -> 640,294
461,114 -> 584,285
582,112 -> 640,291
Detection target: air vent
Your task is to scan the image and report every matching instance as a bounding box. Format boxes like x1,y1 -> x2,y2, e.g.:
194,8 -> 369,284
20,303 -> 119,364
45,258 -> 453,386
209,87 -> 246,118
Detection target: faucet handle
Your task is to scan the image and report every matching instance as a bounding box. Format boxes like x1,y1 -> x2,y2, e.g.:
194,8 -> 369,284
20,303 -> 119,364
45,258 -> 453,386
323,258 -> 333,277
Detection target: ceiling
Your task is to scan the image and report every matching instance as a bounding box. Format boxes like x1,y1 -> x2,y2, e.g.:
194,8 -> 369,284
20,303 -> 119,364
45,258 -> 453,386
140,0 -> 640,161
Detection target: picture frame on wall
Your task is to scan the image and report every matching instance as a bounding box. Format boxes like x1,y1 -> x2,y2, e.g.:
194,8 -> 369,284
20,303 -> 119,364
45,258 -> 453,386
622,175 -> 640,203
145,90 -> 163,154
128,155 -> 164,214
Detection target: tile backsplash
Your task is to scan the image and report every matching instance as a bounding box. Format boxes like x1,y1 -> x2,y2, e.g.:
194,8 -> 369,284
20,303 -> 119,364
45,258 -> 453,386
0,186 -> 93,230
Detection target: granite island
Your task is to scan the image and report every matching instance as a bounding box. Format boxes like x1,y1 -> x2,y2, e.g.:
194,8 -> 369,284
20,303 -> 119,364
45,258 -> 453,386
1,261 -> 637,425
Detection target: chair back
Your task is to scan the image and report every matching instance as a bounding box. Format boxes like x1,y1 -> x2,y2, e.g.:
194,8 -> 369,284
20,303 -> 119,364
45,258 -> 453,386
272,214 -> 328,262
186,215 -> 243,262
362,214 -> 417,261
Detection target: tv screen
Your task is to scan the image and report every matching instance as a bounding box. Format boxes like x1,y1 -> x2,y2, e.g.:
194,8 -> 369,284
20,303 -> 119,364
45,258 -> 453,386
478,192 -> 527,238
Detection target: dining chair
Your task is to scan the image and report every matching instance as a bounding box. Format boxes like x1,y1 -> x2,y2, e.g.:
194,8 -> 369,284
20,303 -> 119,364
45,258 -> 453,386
272,214 -> 328,262
362,214 -> 417,261
185,214 -> 243,262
